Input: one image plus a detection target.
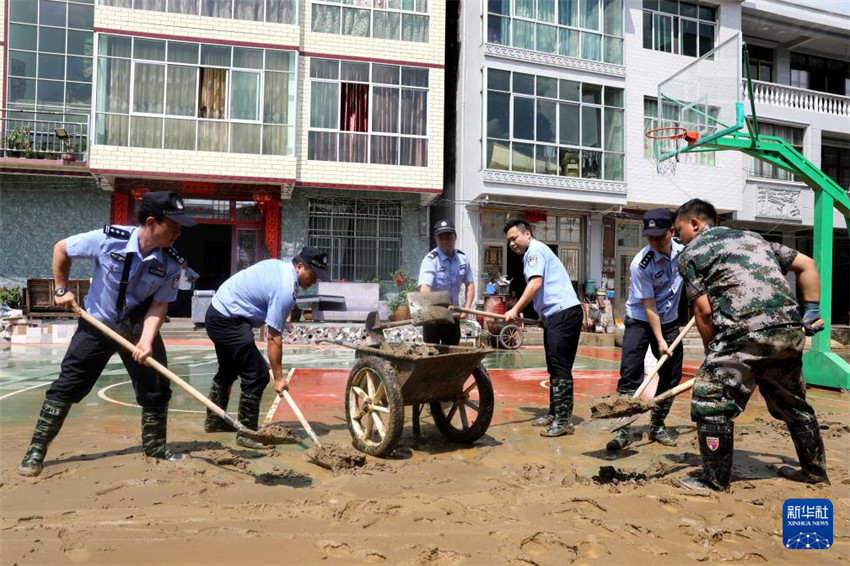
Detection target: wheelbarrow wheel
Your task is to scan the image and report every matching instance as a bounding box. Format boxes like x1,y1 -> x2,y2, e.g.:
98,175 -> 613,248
429,364 -> 494,444
345,356 -> 405,458
499,324 -> 523,350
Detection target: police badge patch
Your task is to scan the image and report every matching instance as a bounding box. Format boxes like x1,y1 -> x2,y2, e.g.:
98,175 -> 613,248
528,255 -> 538,268
706,436 -> 719,451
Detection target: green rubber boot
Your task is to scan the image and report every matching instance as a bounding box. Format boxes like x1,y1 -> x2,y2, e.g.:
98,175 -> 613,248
236,392 -> 274,450
204,381 -> 236,433
649,398 -> 677,447
18,399 -> 72,477
142,406 -> 186,462
540,380 -> 574,437
606,427 -> 631,451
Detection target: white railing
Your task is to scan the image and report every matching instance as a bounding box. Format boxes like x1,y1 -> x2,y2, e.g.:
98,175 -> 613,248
745,79 -> 850,117
1,108 -> 89,161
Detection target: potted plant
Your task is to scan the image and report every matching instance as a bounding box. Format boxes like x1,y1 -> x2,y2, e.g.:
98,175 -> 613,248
388,268 -> 418,321
61,142 -> 77,164
3,125 -> 30,158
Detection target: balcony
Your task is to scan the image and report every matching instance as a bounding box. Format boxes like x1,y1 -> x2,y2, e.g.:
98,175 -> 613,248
1,109 -> 89,167
745,80 -> 850,117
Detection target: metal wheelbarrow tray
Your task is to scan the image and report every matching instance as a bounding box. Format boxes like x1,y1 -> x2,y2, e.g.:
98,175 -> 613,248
340,342 -> 495,457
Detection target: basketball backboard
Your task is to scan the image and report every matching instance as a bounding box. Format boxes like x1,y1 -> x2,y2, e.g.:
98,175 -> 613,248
654,33 -> 744,161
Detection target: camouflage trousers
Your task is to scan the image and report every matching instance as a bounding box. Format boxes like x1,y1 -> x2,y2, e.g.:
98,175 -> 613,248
691,327 -> 817,427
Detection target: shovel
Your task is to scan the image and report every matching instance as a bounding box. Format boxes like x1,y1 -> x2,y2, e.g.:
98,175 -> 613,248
365,291 -> 456,345
595,316 -> 696,432
592,377 -> 696,427
79,310 -> 291,445
449,306 -> 544,327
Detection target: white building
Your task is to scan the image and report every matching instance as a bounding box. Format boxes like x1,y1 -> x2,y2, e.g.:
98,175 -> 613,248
450,0 -> 849,323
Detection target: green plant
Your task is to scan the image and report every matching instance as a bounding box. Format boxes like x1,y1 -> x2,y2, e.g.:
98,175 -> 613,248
0,287 -> 23,309
4,125 -> 31,153
388,268 -> 418,310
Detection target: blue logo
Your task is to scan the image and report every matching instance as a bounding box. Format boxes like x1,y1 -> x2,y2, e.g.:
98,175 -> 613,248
783,498 -> 833,550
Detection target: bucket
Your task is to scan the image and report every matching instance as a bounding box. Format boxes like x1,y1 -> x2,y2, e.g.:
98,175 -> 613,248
484,296 -> 506,315
583,280 -> 596,295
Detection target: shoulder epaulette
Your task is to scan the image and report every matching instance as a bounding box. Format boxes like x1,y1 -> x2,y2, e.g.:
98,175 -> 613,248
427,250 -> 438,259
457,249 -> 466,256
103,225 -> 131,239
166,247 -> 185,265
639,250 -> 654,269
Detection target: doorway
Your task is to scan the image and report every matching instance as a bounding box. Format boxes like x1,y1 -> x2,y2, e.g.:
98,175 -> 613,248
177,224 -> 233,291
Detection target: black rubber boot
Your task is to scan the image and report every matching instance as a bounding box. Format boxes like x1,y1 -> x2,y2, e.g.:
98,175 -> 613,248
606,427 -> 631,451
541,380 -> 574,437
204,381 -> 236,433
649,398 -> 677,447
680,421 -> 734,493
236,392 -> 273,450
778,419 -> 830,485
18,399 -> 72,477
142,406 -> 186,462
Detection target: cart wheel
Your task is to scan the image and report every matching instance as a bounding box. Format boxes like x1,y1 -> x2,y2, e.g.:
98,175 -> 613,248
429,364 -> 494,443
345,356 -> 405,458
499,325 -> 523,350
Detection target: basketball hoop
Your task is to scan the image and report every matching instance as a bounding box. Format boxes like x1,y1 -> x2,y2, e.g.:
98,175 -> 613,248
645,127 -> 700,176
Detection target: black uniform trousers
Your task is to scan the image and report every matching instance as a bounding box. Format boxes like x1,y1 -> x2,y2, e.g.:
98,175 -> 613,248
205,306 -> 270,397
46,316 -> 171,407
543,305 -> 583,387
422,320 -> 461,346
616,317 -> 683,395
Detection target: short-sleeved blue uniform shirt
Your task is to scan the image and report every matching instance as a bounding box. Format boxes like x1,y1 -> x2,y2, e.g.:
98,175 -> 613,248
625,240 -> 684,324
66,225 -> 182,327
417,247 -> 474,306
211,259 -> 298,332
522,239 -> 579,319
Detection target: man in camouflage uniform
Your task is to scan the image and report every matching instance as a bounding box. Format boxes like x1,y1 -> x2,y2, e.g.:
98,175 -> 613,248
674,199 -> 828,492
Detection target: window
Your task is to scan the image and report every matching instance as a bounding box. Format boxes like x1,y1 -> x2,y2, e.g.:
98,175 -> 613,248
487,0 -> 624,65
7,0 -> 94,118
822,144 -> 849,191
790,52 -> 850,96
747,44 -> 773,83
95,35 -> 296,154
644,97 -> 715,166
485,68 -> 624,181
746,122 -> 804,181
308,58 -> 428,166
642,0 -> 715,57
98,0 -> 297,25
308,198 -> 403,281
311,0 -> 429,43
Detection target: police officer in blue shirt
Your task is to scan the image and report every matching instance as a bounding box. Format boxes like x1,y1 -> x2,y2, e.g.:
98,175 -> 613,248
606,208 -> 685,452
203,246 -> 330,449
504,219 -> 583,437
18,192 -> 197,477
418,219 -> 475,345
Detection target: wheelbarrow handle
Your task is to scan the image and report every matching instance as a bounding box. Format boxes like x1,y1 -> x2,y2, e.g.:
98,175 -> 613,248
449,306 -> 543,327
78,309 -> 251,435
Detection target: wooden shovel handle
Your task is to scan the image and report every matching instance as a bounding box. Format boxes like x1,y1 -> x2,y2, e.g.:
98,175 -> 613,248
79,310 -> 249,434
632,316 -> 696,399
651,377 -> 695,404
449,306 -> 543,327
282,391 -> 322,448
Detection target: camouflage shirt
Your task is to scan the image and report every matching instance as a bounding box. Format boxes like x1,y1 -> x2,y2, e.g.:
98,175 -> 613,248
677,226 -> 801,339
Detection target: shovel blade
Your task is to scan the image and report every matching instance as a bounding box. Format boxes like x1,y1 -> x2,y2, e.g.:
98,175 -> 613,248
601,414 -> 642,433
364,311 -> 387,344
408,292 -> 455,325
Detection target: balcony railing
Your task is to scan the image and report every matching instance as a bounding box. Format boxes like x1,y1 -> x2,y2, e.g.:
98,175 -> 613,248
1,109 -> 89,162
745,80 -> 850,117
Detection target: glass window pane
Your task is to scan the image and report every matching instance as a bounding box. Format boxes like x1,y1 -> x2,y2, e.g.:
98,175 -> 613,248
488,69 -> 511,91
97,58 -> 130,112
201,0 -> 232,18
699,5 -> 716,21
513,73 -> 534,94
558,148 -> 579,176
168,42 -> 199,64
681,18 -> 697,57
308,131 -> 337,160
582,0 -> 599,30
234,0 -> 264,21
372,87 -> 400,133
10,51 -> 37,78
264,71 -> 294,124
68,30 -> 94,56
659,0 -> 677,14
536,100 -> 556,143
231,71 -> 261,120
401,14 -> 428,42
310,82 -> 339,128
539,0 -> 556,21
605,86 -> 624,107
582,149 -> 601,178
164,119 -> 196,149
168,0 -> 199,14
489,0 -> 510,15
9,24 -> 37,51
10,0 -> 38,24
39,28 -> 66,54
402,68 -> 429,87
582,32 -> 601,61
515,0 -> 534,18
582,105 -> 601,147
131,116 -> 163,148
341,61 -> 370,82
604,36 -> 623,64
133,63 -> 165,113
537,76 -> 558,98
37,79 -> 64,105
96,113 -> 129,146
559,103 -> 579,145
39,0 -> 67,27
134,39 -> 166,61
66,82 -> 92,108
370,135 -> 398,164
231,123 -> 261,153
201,44 -> 231,66
267,0 -> 295,24
680,2 -> 697,18
340,133 -> 368,163
310,59 -> 339,79
233,47 -> 263,69
487,15 -> 509,45
582,83 -> 602,104
604,107 -> 623,151
341,8 -> 370,37
375,11 -> 401,40
401,89 -> 427,135
643,11 -> 652,49
263,124 -> 293,155
513,20 -> 535,50
512,142 -> 534,172
486,139 -> 510,170
513,97 -> 535,140
66,56 -> 93,82
559,79 -> 580,101
537,24 -> 557,53
559,0 -> 580,26
559,28 -> 580,57
266,50 -> 294,71
655,14 -> 672,52
312,4 -> 341,34
536,144 -> 558,174
8,77 -> 36,105
100,35 -> 132,58
68,3 -> 95,29
198,120 -> 229,152
166,66 -> 197,116
373,64 -> 400,85
400,138 -> 427,166
698,23 -> 714,56
136,0 -> 166,9
487,91 -> 510,139
604,0 -> 623,36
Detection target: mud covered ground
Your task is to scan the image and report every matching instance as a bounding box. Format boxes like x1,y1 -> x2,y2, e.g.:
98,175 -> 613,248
1,397 -> 847,566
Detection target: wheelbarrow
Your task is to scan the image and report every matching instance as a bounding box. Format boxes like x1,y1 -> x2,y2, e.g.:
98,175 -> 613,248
333,339 -> 495,457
